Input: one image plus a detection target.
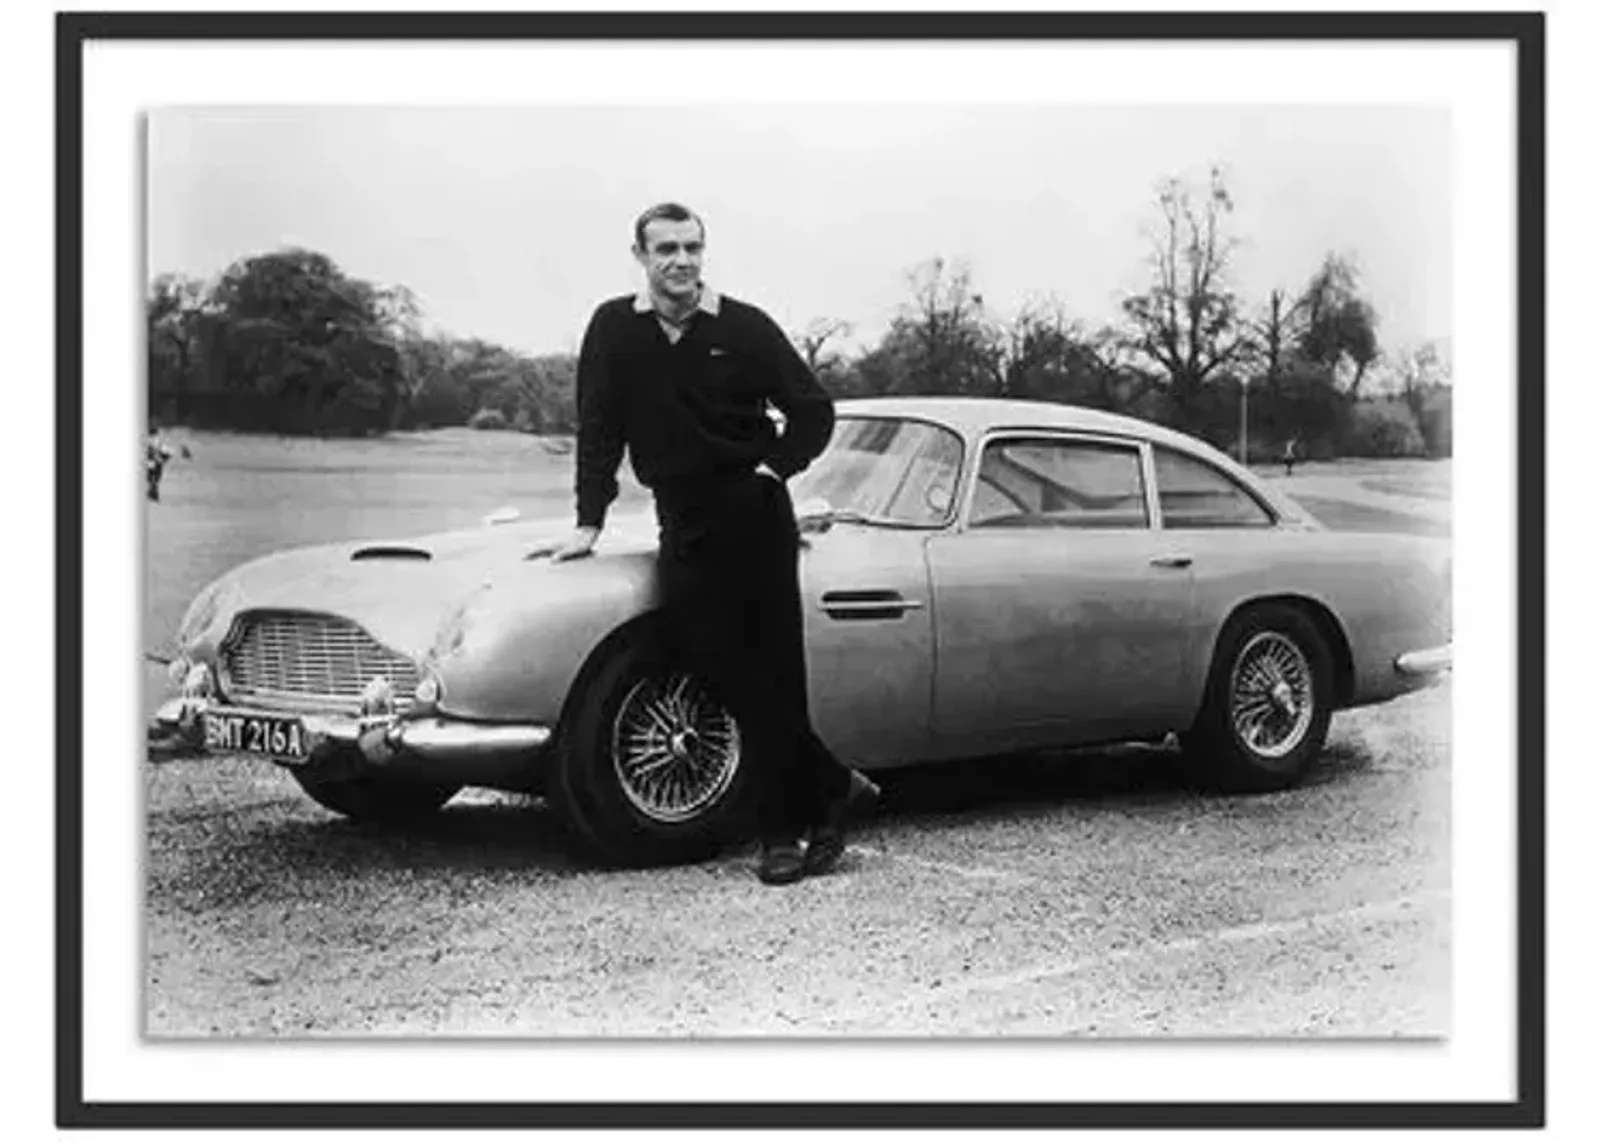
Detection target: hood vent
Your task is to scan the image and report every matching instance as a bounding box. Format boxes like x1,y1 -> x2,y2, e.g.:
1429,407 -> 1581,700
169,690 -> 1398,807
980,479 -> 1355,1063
351,545 -> 432,562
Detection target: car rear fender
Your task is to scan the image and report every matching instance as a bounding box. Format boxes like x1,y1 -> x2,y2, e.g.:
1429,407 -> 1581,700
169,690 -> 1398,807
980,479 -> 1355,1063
1185,532 -> 1449,715
1201,594 -> 1358,709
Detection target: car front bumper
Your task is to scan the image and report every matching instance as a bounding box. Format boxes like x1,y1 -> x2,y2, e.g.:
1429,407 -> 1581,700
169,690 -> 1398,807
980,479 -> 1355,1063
147,695 -> 552,786
1394,644 -> 1453,677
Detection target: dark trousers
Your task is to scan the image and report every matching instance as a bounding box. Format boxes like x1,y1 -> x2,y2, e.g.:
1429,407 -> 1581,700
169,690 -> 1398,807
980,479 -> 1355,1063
654,470 -> 852,842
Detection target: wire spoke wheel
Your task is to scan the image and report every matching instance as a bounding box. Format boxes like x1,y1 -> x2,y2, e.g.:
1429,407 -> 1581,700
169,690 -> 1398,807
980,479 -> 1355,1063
611,670 -> 741,824
1228,631 -> 1315,760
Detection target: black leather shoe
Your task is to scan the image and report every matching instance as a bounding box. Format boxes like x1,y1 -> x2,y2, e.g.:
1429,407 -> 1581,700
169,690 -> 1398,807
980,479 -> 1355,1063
757,840 -> 806,886
804,769 -> 881,876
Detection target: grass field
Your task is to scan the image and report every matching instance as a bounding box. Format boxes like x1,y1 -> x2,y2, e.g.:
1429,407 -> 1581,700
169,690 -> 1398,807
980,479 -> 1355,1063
143,430 -> 1450,719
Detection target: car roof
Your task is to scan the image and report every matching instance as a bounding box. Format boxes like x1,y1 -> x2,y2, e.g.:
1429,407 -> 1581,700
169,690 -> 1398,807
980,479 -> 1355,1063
838,396 -> 1212,455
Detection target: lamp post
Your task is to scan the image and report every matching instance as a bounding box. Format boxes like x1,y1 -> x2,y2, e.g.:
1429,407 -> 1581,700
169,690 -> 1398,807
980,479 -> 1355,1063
1239,375 -> 1249,466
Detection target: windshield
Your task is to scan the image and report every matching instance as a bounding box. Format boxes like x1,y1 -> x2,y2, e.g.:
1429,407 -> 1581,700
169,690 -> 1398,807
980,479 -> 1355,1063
790,416 -> 965,527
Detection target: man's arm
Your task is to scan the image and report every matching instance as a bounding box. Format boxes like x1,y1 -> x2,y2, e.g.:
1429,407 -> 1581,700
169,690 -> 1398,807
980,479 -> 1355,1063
558,305 -> 623,560
754,310 -> 835,480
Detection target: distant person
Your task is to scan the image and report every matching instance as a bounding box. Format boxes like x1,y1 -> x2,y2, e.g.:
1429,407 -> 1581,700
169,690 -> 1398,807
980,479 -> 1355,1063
1283,436 -> 1300,478
552,201 -> 878,886
146,427 -> 174,502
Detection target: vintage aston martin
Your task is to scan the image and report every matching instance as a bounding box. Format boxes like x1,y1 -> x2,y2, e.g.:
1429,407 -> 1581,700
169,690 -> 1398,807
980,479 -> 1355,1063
149,397 -> 1452,865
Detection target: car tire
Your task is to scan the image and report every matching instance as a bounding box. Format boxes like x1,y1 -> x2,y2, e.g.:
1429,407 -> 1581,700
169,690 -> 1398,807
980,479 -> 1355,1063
1184,603 -> 1334,792
552,632 -> 757,867
291,761 -> 459,823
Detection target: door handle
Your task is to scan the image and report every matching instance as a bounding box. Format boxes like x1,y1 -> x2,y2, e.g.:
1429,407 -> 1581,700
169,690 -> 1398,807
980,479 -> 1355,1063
1150,554 -> 1193,569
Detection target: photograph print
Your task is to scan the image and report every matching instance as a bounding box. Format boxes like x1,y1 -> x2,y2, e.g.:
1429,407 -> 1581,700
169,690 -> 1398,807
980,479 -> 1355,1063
141,96 -> 1457,1043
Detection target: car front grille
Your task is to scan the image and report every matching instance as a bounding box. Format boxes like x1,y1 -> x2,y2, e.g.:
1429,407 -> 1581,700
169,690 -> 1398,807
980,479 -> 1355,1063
220,610 -> 421,712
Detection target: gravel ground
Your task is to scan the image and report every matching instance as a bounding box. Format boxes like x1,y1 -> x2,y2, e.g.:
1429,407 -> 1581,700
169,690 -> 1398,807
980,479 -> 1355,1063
144,683 -> 1450,1038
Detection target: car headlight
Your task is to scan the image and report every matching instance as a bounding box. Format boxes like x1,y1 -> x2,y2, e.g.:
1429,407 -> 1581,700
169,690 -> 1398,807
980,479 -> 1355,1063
414,674 -> 442,706
181,663 -> 214,699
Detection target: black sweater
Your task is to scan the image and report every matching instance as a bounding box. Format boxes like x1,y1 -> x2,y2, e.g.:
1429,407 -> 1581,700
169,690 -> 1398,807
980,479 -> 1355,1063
573,292 -> 836,529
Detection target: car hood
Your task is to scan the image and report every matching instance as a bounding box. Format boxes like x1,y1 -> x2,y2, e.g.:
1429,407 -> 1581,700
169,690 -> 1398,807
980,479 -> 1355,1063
186,508 -> 663,661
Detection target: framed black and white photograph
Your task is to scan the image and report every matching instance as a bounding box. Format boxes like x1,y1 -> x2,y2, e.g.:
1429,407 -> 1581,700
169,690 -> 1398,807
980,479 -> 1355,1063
54,8 -> 1545,1131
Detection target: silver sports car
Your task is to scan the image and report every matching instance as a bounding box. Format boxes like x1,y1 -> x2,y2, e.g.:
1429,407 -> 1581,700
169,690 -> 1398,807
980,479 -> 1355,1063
150,397 -> 1452,865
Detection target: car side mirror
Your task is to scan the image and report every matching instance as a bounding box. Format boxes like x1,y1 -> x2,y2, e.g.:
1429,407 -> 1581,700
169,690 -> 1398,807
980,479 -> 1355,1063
793,497 -> 834,534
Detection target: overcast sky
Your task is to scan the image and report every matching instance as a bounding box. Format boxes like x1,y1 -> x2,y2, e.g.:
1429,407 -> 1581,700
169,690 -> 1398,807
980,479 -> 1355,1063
147,105 -> 1451,359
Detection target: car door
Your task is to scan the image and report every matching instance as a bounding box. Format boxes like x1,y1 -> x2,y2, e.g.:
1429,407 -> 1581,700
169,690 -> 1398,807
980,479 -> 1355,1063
1144,443 -> 1298,713
924,432 -> 1198,753
800,525 -> 936,768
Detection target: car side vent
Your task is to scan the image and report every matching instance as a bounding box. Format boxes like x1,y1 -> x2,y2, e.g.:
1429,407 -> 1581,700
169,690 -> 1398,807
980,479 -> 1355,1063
351,546 -> 432,562
819,589 -> 922,622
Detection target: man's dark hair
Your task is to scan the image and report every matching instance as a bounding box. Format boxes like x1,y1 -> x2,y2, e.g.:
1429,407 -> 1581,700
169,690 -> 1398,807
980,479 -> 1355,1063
633,202 -> 705,251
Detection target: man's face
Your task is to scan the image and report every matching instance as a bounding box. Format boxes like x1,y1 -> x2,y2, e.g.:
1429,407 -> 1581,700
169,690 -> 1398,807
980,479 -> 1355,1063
634,217 -> 705,304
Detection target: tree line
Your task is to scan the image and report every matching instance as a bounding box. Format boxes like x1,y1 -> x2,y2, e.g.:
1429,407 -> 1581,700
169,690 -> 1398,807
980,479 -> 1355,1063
147,247 -> 577,437
147,168 -> 1450,458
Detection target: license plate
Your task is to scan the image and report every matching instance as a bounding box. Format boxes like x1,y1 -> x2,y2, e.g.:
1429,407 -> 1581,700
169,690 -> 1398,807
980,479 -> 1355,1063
201,711 -> 310,763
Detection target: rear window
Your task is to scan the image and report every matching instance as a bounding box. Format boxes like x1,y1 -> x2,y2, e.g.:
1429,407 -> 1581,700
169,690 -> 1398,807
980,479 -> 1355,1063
1153,447 -> 1274,528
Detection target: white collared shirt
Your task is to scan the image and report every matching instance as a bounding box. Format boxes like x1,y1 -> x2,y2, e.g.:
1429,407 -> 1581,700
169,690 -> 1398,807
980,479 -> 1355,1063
634,285 -> 722,344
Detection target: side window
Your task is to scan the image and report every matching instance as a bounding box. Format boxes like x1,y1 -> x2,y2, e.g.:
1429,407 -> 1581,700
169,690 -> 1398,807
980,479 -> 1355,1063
969,438 -> 1149,529
1153,447 -> 1274,528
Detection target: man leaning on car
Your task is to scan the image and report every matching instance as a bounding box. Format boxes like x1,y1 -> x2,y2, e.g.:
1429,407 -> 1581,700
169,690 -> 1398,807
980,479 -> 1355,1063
551,202 -> 879,886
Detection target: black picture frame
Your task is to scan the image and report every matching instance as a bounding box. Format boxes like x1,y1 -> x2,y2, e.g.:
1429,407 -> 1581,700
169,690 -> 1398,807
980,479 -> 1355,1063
57,9 -> 1545,1130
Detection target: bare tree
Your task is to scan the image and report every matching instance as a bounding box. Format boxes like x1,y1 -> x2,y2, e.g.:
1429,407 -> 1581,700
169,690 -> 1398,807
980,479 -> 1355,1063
899,257 -> 1004,396
1002,297 -> 1127,408
1251,287 -> 1309,397
1120,168 -> 1250,414
794,316 -> 853,373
